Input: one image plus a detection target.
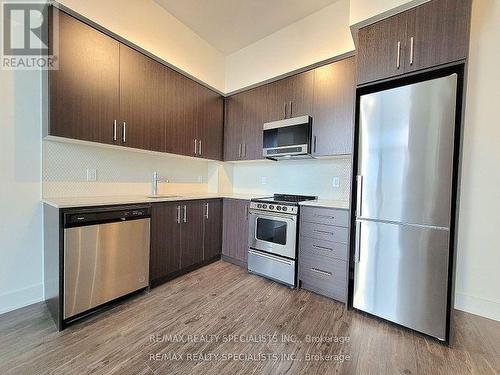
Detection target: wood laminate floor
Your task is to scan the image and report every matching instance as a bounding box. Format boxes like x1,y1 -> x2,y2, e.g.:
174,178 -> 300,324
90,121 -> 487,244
0,261 -> 499,375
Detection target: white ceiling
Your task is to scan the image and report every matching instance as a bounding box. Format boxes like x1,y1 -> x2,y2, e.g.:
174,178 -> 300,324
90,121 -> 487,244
154,0 -> 342,55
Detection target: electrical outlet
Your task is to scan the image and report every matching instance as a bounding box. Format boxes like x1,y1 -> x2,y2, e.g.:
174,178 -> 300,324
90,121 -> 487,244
332,177 -> 340,188
86,168 -> 97,182
261,176 -> 267,185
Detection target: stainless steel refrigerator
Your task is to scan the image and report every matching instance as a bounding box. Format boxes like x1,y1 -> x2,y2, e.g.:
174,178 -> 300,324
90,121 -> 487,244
353,74 -> 458,341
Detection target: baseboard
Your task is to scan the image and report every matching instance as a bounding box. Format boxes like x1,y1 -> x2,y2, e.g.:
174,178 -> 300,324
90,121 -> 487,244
221,255 -> 247,269
454,292 -> 500,322
0,283 -> 44,315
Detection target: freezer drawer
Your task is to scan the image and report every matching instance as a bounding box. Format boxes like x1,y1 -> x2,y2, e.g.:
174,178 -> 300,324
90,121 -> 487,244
353,220 -> 450,340
64,218 -> 150,319
248,249 -> 296,287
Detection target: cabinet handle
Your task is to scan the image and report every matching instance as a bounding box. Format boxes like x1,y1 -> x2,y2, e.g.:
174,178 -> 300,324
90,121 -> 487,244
113,120 -> 117,142
314,214 -> 335,219
313,244 -> 333,252
396,41 -> 401,69
313,229 -> 334,235
121,122 -> 127,143
205,203 -> 209,219
410,37 -> 414,66
176,206 -> 181,224
289,101 -> 293,118
313,135 -> 317,153
183,205 -> 187,223
199,139 -> 202,156
283,102 -> 287,119
238,143 -> 242,158
311,268 -> 332,277
194,139 -> 198,155
243,143 -> 247,158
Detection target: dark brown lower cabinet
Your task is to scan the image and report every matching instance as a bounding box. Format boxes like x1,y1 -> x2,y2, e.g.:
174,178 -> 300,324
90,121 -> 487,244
203,200 -> 223,260
150,202 -> 182,284
222,199 -> 249,266
150,199 -> 222,286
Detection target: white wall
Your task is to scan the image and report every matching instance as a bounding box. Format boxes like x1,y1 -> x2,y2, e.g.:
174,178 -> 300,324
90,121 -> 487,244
231,158 -> 352,202
349,0 -> 427,25
454,0 -> 500,321
225,0 -> 354,92
58,0 -> 226,92
0,68 -> 43,314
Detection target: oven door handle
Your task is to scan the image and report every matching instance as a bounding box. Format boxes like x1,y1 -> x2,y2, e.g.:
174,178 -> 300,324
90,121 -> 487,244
248,250 -> 294,266
248,210 -> 296,222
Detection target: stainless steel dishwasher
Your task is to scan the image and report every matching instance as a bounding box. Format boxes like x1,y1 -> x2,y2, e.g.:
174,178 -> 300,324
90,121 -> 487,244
63,205 -> 151,320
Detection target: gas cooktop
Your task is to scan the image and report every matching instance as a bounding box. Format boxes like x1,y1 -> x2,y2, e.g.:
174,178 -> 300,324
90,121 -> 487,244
252,194 -> 317,206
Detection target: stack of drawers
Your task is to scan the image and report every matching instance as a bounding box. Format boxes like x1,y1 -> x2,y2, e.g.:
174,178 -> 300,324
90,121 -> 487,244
298,206 -> 350,303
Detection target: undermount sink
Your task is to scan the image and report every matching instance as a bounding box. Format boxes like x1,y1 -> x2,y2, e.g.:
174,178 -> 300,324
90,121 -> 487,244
147,195 -> 182,199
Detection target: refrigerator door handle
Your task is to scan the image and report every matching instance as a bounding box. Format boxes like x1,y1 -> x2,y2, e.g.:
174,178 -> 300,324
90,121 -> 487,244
355,220 -> 362,263
356,175 -> 363,217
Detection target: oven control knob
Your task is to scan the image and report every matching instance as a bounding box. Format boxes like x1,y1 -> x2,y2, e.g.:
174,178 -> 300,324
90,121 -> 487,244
257,204 -> 262,209
277,206 -> 282,211
262,204 -> 267,209
282,206 -> 288,212
269,205 -> 275,210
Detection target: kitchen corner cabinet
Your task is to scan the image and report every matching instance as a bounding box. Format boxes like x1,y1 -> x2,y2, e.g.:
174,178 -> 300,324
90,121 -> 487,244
224,85 -> 267,161
150,199 -> 222,286
49,9 -> 224,161
357,0 -> 471,85
50,11 -> 120,144
312,57 -> 356,156
222,199 -> 249,266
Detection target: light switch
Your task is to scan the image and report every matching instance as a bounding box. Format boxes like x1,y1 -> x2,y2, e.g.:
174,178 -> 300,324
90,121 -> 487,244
86,168 -> 97,182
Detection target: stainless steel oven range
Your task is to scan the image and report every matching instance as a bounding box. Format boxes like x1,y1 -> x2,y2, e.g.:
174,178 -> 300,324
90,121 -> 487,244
248,194 -> 317,287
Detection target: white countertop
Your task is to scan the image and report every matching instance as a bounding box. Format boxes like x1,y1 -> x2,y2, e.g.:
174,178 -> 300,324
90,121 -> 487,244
299,199 -> 350,210
42,193 -> 262,209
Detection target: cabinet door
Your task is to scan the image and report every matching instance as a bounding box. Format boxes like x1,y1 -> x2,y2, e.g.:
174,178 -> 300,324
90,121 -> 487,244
203,200 -> 223,260
357,12 -> 408,85
224,95 -> 245,161
312,57 -> 356,156
150,203 -> 181,283
50,11 -> 119,144
266,71 -> 313,121
165,68 -> 198,157
180,201 -> 204,268
405,0 -> 471,73
222,199 -> 249,264
242,85 -> 267,160
198,86 -> 224,160
119,45 -> 165,152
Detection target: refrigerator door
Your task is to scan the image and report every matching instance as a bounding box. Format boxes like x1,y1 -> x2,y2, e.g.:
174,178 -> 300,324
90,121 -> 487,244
358,74 -> 457,228
353,219 -> 450,340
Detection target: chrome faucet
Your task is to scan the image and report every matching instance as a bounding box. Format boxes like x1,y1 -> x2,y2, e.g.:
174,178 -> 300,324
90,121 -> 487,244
151,172 -> 168,197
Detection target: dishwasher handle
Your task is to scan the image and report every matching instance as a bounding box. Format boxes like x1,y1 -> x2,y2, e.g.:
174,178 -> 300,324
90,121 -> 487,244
64,206 -> 151,228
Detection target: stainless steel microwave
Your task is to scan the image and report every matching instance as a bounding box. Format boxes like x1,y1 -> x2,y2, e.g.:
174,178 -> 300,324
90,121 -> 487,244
262,115 -> 312,161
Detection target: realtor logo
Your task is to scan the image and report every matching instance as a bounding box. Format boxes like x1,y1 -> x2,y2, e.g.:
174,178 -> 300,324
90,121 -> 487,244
1,0 -> 58,70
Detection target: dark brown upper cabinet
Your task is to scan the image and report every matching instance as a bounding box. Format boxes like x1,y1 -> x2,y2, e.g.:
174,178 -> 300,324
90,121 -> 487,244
50,11 -> 120,144
119,44 -> 165,152
50,9 -> 223,161
224,85 -> 267,161
357,0 -> 471,85
202,199 -> 223,260
266,70 -> 314,122
197,85 -> 224,160
405,0 -> 471,73
312,57 -> 356,156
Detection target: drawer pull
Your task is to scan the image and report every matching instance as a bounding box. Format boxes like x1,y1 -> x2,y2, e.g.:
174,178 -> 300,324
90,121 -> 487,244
313,229 -> 334,235
313,244 -> 333,251
311,268 -> 332,276
314,214 -> 335,219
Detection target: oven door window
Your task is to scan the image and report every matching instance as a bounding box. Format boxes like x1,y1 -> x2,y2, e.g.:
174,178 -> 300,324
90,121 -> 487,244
256,217 -> 287,245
